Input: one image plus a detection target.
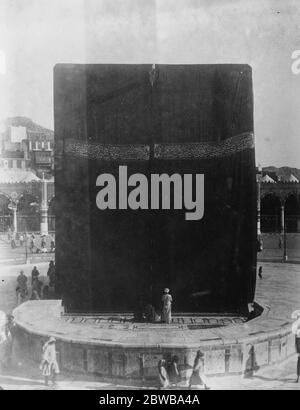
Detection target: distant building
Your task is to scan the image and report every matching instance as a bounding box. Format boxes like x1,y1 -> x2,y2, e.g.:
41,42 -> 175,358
279,174 -> 299,183
0,117 -> 54,177
261,174 -> 275,183
0,117 -> 55,233
27,130 -> 54,175
258,169 -> 300,233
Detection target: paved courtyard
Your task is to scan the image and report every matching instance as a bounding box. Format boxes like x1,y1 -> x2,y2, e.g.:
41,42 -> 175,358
0,262 -> 50,314
0,236 -> 53,266
259,233 -> 300,263
0,260 -> 299,389
1,261 -> 299,319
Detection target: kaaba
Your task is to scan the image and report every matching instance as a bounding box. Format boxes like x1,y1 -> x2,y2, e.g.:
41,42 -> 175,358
54,64 -> 257,314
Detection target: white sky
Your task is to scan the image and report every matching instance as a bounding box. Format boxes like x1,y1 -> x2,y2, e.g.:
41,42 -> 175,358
0,0 -> 300,167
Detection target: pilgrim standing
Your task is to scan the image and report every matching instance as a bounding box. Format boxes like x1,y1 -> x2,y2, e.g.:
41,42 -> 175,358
10,234 -> 16,249
7,227 -> 12,242
16,270 -> 28,305
50,236 -> 55,253
29,236 -> 35,253
19,233 -> 24,247
162,288 -> 172,324
31,266 -> 40,285
41,236 -> 46,249
47,261 -> 56,288
40,337 -> 60,387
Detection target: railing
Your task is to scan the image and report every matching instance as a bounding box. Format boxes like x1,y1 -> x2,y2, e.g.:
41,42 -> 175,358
261,214 -> 300,233
0,214 -> 56,233
17,215 -> 40,232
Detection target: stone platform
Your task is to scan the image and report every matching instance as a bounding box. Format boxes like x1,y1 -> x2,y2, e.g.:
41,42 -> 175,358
12,299 -> 295,381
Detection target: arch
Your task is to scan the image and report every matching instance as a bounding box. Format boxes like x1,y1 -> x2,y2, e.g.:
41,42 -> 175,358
284,193 -> 300,233
0,191 -> 13,202
17,193 -> 39,215
17,193 -> 40,232
260,193 -> 281,233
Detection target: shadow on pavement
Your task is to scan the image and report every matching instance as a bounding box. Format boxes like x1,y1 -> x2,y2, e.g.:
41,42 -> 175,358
0,374 -> 44,388
252,375 -> 296,383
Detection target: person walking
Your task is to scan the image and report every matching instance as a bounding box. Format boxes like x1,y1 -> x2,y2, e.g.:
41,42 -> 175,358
158,359 -> 169,390
189,350 -> 210,390
258,266 -> 263,279
162,288 -> 172,324
10,235 -> 16,249
31,266 -> 40,285
169,355 -> 181,386
0,313 -> 15,369
41,236 -> 46,249
29,235 -> 35,253
0,312 -> 10,370
7,227 -> 12,242
16,270 -> 28,305
40,337 -> 60,387
296,329 -> 300,383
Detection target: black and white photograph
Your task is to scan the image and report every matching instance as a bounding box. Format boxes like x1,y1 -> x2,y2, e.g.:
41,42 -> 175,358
0,0 -> 300,392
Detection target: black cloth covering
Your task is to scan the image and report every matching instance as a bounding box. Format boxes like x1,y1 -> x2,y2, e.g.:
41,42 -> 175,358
54,64 -> 257,314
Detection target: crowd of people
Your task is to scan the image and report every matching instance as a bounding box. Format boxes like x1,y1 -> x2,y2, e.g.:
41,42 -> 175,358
7,228 -> 55,253
28,234 -> 55,254
16,261 -> 56,304
37,338 -> 209,389
158,351 -> 210,390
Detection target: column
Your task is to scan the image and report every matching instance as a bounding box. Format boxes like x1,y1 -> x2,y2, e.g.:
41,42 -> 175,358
40,173 -> 49,235
280,203 -> 285,234
281,201 -> 288,261
12,205 -> 17,233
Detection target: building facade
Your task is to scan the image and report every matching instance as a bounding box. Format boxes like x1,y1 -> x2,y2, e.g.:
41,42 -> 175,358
0,117 -> 55,234
259,172 -> 300,233
0,117 -> 54,177
0,174 -> 55,234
